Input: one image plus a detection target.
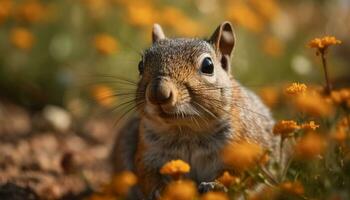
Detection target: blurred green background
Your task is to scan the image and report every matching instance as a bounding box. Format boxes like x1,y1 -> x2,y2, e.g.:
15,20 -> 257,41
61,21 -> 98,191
0,0 -> 349,112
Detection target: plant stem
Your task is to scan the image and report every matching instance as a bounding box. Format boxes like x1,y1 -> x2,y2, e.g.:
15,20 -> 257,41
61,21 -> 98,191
320,50 -> 332,94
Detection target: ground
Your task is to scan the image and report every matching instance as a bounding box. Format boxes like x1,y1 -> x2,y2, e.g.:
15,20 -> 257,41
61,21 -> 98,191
0,100 -> 120,200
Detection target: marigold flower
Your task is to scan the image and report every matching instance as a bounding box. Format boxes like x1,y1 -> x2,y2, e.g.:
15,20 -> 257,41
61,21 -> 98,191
216,171 -> 240,187
273,120 -> 300,137
161,180 -> 197,200
308,36 -> 341,51
201,192 -> 229,200
285,83 -> 307,95
91,85 -> 115,107
94,34 -> 118,55
160,159 -> 190,179
301,121 -> 320,131
330,88 -> 350,105
331,126 -> 347,143
10,27 -> 35,50
0,0 -> 12,24
111,171 -> 137,196
294,133 -> 327,160
293,93 -> 333,117
280,181 -> 304,196
222,141 -> 263,172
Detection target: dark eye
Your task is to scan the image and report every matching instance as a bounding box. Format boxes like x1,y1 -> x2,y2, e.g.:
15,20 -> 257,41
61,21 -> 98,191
138,60 -> 144,75
200,57 -> 214,75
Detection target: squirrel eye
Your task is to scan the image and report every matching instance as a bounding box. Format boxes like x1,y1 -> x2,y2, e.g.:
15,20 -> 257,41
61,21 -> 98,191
200,57 -> 214,75
138,60 -> 144,75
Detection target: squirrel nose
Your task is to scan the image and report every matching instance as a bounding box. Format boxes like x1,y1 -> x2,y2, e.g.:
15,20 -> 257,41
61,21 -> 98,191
148,78 -> 174,105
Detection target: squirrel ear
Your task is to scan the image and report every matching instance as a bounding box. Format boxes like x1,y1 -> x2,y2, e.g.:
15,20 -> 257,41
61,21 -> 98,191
152,23 -> 166,43
210,21 -> 236,57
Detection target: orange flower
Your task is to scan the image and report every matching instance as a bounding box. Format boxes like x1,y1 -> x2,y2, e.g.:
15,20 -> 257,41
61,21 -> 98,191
285,83 -> 307,96
308,36 -> 341,51
201,192 -> 229,200
94,34 -> 118,55
222,141 -> 263,172
216,171 -> 240,187
259,86 -> 279,108
0,0 -> 13,24
331,126 -> 347,143
330,88 -> 350,105
111,171 -> 137,196
91,85 -> 115,107
273,120 -> 300,137
10,27 -> 34,50
301,121 -> 320,131
280,181 -> 304,196
16,0 -> 46,23
294,133 -> 327,160
161,180 -> 198,200
293,93 -> 333,117
160,160 -> 190,179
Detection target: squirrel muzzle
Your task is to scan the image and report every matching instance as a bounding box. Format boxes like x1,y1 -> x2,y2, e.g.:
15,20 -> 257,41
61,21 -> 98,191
146,77 -> 176,107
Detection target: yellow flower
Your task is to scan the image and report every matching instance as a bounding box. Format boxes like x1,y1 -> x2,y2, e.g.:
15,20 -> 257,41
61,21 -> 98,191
161,180 -> 198,200
0,0 -> 12,24
222,141 -> 263,172
301,121 -> 320,131
91,85 -> 116,107
200,192 -> 229,200
216,171 -> 240,187
111,171 -> 137,196
94,34 -> 118,55
294,133 -> 327,160
280,181 -> 304,196
16,0 -> 46,23
273,120 -> 300,137
293,92 -> 333,117
160,159 -> 190,179
285,83 -> 307,95
308,36 -> 341,51
259,86 -> 279,108
10,27 -> 34,50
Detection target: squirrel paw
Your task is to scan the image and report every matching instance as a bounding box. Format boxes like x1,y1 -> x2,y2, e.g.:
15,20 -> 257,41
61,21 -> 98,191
198,181 -> 227,193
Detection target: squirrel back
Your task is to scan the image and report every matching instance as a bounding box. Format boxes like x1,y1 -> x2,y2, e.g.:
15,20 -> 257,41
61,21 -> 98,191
111,22 -> 279,199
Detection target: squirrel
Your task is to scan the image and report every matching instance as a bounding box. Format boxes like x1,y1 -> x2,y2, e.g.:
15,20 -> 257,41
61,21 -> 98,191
111,21 -> 280,200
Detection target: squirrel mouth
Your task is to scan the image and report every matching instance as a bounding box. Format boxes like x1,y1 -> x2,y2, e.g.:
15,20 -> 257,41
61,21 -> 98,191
157,107 -> 194,120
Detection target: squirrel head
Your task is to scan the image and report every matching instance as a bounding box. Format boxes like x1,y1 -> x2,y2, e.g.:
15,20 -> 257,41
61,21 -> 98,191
136,22 -> 236,133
